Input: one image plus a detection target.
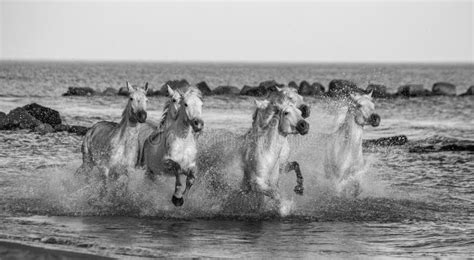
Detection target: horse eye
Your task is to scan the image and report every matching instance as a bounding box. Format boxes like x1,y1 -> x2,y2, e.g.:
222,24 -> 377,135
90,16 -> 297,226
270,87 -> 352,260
130,97 -> 133,101
284,111 -> 289,116
172,99 -> 176,103
185,103 -> 188,107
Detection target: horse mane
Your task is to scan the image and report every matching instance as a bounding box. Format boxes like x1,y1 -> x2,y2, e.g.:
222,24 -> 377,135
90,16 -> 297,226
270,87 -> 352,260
158,99 -> 172,129
121,100 -> 132,123
251,103 -> 279,130
158,85 -> 203,129
183,85 -> 203,100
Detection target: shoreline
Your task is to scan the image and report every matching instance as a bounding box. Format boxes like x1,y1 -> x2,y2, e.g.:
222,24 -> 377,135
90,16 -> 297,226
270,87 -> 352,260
0,240 -> 112,260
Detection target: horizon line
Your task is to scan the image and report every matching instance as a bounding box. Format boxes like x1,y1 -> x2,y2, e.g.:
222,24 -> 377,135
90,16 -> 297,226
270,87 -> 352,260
1,58 -> 473,65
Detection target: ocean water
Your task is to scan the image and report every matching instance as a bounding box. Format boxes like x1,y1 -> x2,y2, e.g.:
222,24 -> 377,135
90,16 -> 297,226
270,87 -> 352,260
0,62 -> 473,258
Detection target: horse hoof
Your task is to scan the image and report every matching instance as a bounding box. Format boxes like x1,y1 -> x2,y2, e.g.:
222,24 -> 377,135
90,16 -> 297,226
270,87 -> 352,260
171,196 -> 184,207
294,185 -> 304,195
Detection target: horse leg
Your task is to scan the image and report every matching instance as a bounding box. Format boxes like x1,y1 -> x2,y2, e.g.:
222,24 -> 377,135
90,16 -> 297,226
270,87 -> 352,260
164,159 -> 185,207
75,161 -> 93,182
75,146 -> 94,181
283,161 -> 304,195
145,168 -> 156,181
181,166 -> 196,197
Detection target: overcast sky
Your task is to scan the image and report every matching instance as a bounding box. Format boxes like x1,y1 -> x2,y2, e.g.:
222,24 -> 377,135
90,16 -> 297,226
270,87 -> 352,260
0,1 -> 472,62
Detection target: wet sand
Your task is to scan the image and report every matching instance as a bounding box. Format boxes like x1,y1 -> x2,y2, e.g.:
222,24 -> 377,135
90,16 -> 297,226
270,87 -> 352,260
0,240 -> 113,260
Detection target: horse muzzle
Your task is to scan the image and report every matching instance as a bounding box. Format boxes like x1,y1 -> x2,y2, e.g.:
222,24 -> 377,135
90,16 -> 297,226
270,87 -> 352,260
137,111 -> 147,123
368,113 -> 380,127
299,104 -> 310,118
295,120 -> 309,135
191,118 -> 204,132
171,195 -> 184,207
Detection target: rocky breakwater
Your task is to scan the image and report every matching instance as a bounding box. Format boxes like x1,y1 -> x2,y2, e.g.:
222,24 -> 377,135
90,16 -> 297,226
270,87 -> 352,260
0,103 -> 89,135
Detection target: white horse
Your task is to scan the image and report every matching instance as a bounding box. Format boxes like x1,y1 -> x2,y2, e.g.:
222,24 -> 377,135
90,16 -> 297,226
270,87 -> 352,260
240,99 -> 309,202
138,85 -> 204,207
76,82 -> 149,180
323,91 -> 380,197
267,86 -> 311,194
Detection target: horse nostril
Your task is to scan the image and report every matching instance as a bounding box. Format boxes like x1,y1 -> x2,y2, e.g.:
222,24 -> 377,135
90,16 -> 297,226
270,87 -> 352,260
192,119 -> 204,132
299,104 -> 310,118
138,111 -> 147,123
370,114 -> 380,127
296,120 -> 309,135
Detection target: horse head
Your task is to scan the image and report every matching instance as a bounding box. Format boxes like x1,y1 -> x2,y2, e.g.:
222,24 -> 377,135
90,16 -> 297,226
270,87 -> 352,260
349,91 -> 380,127
127,81 -> 148,123
166,85 -> 183,121
178,86 -> 204,132
253,99 -> 309,136
270,86 -> 311,118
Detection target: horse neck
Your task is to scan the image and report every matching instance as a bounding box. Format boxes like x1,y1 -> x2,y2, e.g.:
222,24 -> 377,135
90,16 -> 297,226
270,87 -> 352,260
335,110 -> 364,157
117,101 -> 138,137
249,116 -> 286,161
168,109 -> 193,140
158,102 -> 172,130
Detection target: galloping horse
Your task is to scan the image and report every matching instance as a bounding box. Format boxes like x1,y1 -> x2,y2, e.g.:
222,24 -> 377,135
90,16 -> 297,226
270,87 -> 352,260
138,85 -> 204,207
323,91 -> 380,197
267,86 -> 311,195
240,99 -> 309,203
76,82 -> 149,179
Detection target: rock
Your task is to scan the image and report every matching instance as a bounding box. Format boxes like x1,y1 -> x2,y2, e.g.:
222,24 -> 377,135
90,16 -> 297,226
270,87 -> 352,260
196,81 -> 212,96
160,79 -> 190,95
41,237 -> 58,244
63,87 -> 96,96
54,124 -> 70,132
363,135 -> 408,147
328,79 -> 364,97
409,143 -> 474,153
240,85 -> 264,96
298,82 -> 324,96
68,125 -> 89,136
240,81 -> 284,97
212,86 -> 240,95
5,107 -> 41,130
397,84 -> 431,97
432,82 -> 456,96
288,81 -> 299,90
23,103 -> 62,126
118,86 -> 130,96
259,80 -> 284,92
149,90 -> 164,96
34,123 -> 55,134
366,84 -> 389,98
460,85 -> 474,96
102,87 -> 118,96
299,81 -> 311,92
0,112 -> 7,130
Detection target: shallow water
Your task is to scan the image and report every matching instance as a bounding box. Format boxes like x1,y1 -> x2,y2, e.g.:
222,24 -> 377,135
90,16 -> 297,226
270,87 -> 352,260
0,62 -> 473,258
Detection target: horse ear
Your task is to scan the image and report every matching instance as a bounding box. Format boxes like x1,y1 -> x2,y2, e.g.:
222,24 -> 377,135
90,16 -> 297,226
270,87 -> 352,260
167,85 -> 175,96
143,82 -> 149,92
127,81 -> 134,93
255,99 -> 269,109
254,99 -> 263,108
275,86 -> 283,92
